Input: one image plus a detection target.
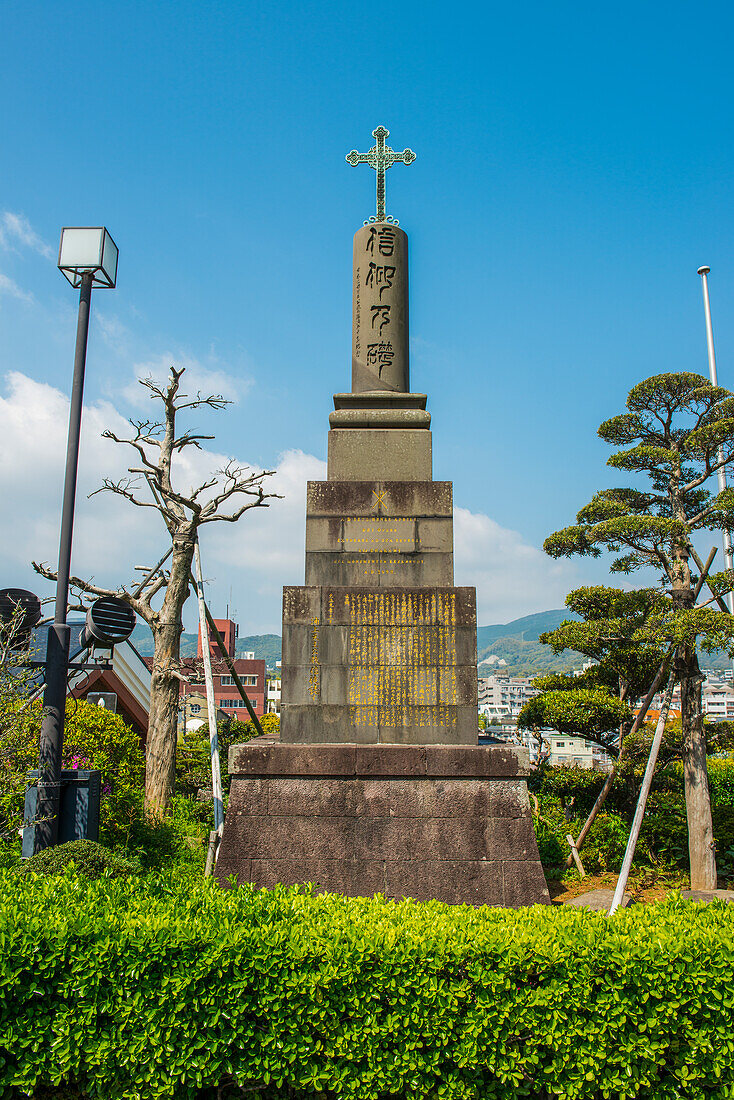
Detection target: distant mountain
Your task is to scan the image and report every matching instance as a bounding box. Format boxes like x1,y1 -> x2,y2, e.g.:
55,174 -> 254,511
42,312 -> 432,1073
477,609 -> 583,677
477,609 -> 576,650
130,625 -> 282,668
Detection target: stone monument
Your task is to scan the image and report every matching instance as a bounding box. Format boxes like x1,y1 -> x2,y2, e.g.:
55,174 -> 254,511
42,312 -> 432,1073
217,127 -> 549,907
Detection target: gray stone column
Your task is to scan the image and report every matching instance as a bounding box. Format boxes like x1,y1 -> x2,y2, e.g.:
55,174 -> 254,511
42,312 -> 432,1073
352,223 -> 409,393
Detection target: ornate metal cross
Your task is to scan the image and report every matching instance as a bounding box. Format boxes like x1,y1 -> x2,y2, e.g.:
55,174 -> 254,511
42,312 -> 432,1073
346,126 -> 416,224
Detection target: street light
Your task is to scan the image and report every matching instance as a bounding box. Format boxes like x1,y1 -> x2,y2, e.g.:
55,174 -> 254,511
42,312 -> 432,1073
35,228 -> 118,853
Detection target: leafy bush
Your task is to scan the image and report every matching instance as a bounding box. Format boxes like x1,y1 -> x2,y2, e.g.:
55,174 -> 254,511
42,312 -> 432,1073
16,839 -> 140,879
0,698 -> 145,850
581,812 -> 632,873
3,871 -> 734,1099
531,760 -> 734,877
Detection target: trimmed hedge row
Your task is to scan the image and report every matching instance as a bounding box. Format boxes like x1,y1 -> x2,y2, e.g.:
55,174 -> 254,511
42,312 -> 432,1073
2,870 -> 734,1099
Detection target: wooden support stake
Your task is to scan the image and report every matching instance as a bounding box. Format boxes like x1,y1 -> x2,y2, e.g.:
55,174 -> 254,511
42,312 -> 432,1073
566,834 -> 586,878
188,573 -> 265,738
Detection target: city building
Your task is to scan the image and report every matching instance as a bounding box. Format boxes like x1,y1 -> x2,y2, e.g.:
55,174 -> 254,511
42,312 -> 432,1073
547,735 -> 594,769
180,617 -> 266,720
646,669 -> 734,723
478,673 -> 539,722
266,673 -> 281,714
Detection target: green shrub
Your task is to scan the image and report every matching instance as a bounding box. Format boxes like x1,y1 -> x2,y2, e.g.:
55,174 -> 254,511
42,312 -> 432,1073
705,757 -> 734,807
0,698 -> 145,850
3,870 -> 734,1099
581,811 -> 631,873
16,839 -> 140,880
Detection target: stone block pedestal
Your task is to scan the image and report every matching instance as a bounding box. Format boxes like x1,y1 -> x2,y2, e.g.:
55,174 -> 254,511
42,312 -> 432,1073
216,741 -> 550,907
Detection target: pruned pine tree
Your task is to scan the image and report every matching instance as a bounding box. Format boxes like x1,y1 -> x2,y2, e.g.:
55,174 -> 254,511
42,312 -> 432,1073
518,586 -> 668,864
543,373 -> 734,890
34,366 -> 278,818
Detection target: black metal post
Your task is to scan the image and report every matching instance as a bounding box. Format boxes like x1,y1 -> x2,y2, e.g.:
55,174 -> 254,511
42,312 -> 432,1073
35,272 -> 93,852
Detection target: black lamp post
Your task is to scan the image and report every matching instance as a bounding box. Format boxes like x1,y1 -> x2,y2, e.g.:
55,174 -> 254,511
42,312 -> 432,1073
35,228 -> 118,853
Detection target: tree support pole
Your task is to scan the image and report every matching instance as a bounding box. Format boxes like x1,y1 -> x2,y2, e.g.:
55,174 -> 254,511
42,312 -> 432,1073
609,669 -> 676,916
564,658 -> 670,869
187,576 -> 264,737
192,540 -> 224,848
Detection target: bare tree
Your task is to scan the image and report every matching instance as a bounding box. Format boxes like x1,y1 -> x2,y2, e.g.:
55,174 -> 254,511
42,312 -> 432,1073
34,366 -> 278,817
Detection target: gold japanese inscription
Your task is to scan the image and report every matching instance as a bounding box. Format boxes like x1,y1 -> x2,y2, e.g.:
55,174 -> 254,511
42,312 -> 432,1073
346,591 -> 457,728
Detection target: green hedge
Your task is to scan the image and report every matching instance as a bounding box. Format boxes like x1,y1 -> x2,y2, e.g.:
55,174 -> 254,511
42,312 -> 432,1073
3,871 -> 734,1099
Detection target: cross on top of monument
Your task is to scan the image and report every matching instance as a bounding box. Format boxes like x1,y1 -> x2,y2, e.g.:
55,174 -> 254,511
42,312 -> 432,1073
346,126 -> 416,226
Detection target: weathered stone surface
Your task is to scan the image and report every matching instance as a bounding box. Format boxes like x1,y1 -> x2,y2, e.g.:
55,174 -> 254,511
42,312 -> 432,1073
679,889 -> 734,903
425,745 -> 532,777
385,860 -> 505,906
306,480 -> 452,518
328,428 -> 432,482
248,858 -> 387,897
352,223 -> 409,394
562,889 -> 632,911
304,552 -> 454,590
217,750 -> 550,907
329,408 -> 431,428
229,742 -> 531,778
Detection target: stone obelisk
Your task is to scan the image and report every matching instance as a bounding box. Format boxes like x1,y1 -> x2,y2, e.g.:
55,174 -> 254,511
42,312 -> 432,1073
217,128 -> 549,907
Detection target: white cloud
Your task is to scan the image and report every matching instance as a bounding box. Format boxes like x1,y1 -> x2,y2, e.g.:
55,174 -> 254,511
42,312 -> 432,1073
0,212 -> 53,259
0,371 -> 311,632
0,370 -> 578,633
453,506 -> 579,624
0,273 -> 33,305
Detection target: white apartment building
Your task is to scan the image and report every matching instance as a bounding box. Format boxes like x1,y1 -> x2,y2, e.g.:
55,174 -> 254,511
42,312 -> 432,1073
266,674 -> 282,714
548,735 -> 594,769
650,671 -> 734,722
478,674 -> 539,722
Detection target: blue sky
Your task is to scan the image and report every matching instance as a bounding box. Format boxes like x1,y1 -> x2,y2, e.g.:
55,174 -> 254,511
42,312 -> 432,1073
1,1 -> 733,633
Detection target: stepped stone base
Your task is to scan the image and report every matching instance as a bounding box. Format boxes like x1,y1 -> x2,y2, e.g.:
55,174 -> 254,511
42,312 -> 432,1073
216,742 -> 550,908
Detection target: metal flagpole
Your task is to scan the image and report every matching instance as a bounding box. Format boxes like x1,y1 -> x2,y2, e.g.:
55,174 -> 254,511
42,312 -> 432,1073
698,266 -> 734,614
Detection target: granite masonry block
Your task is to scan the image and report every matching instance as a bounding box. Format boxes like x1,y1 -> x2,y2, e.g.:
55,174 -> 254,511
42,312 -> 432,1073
233,816 -> 357,860
305,552 -> 454,589
453,587 -> 478,627
353,817 -> 489,862
280,705 -> 378,744
384,860 -> 505,906
226,778 -> 269,816
490,816 -> 540,861
438,667 -> 478,705
319,665 -> 349,706
503,861 -> 551,907
229,743 -> 533,777
354,744 -> 427,776
281,663 -> 320,706
327,428 -> 432,483
416,517 -> 454,553
306,481 -> 453,518
266,778 -> 360,818
281,623 -> 316,669
374,725 -> 472,746
230,742 -> 357,776
305,516 -> 344,553
353,778 -> 494,818
282,587 -> 321,625
490,781 -> 529,818
425,745 -> 529,777
247,858 -> 387,897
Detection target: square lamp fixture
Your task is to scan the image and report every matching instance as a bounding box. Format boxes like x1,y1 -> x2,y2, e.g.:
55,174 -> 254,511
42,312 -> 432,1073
58,227 -> 118,289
